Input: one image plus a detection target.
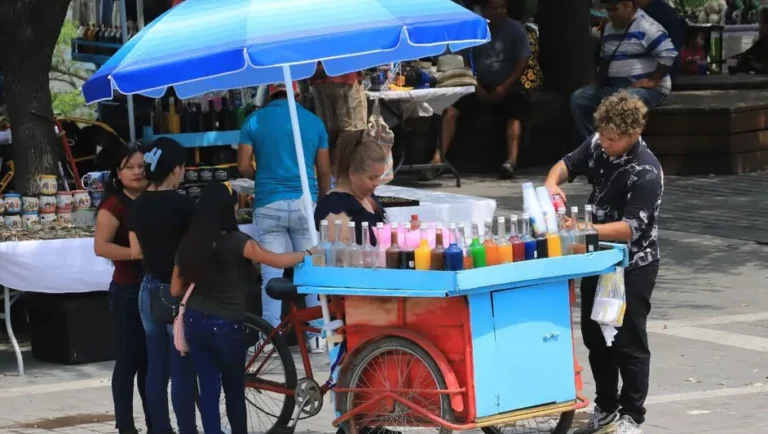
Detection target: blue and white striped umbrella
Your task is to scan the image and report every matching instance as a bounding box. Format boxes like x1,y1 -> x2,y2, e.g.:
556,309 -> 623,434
83,0 -> 489,353
82,0 -> 489,103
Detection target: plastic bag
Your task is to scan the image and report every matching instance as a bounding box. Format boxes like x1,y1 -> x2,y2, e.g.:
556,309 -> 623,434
365,99 -> 395,185
591,267 -> 626,327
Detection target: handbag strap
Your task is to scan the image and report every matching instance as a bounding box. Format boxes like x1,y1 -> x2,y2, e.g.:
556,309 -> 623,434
180,283 -> 195,306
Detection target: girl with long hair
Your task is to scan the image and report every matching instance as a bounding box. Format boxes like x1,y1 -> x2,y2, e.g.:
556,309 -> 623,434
172,182 -> 313,434
128,138 -> 198,434
94,143 -> 151,434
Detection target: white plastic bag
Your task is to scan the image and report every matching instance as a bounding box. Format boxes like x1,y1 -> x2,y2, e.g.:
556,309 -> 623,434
590,267 -> 626,346
365,99 -> 395,185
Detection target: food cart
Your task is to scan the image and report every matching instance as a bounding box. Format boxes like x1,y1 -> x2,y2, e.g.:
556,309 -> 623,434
247,242 -> 628,434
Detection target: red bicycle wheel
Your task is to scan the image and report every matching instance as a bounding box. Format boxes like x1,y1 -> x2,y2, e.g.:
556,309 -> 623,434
338,337 -> 454,434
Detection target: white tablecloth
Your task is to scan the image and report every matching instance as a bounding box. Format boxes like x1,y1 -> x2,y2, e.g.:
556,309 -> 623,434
0,238 -> 113,293
376,185 -> 496,235
365,86 -> 474,126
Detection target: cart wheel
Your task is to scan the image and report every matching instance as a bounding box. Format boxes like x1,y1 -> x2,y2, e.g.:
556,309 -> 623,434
338,337 -> 454,434
221,313 -> 298,434
480,410 -> 574,434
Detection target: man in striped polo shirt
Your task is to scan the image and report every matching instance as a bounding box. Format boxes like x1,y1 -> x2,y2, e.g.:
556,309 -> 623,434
570,0 -> 678,143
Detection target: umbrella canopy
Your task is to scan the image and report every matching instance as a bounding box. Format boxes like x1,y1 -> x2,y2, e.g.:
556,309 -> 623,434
83,0 -> 490,103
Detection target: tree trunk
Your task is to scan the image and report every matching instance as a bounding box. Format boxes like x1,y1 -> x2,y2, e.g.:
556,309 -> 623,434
536,0 -> 595,95
0,0 -> 73,195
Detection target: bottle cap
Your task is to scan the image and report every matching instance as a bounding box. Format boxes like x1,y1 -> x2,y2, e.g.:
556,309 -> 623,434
391,222 -> 398,229
571,206 -> 578,214
497,216 -> 505,223
376,222 -> 384,228
411,214 -> 419,220
335,219 -> 342,224
362,221 -> 369,227
320,220 -> 328,226
436,223 -> 443,229
448,223 -> 456,229
510,214 -> 518,221
348,222 -> 355,228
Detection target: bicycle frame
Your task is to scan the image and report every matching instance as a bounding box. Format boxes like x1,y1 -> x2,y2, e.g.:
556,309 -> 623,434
244,297 -> 344,397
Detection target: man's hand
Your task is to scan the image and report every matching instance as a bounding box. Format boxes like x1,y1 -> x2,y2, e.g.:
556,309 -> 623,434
490,85 -> 507,102
545,181 -> 566,202
631,78 -> 658,89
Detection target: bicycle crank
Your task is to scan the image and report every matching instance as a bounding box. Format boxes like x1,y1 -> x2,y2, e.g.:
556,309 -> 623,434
289,377 -> 323,428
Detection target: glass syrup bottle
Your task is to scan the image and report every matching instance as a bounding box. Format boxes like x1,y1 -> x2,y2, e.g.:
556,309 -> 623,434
444,223 -> 464,271
482,218 -> 500,266
414,226 -> 431,270
469,221 -> 487,267
584,205 -> 600,253
521,213 -> 537,260
458,222 -> 473,270
361,222 -> 377,268
400,222 -> 416,270
509,215 -> 525,262
497,216 -> 513,263
571,206 -> 587,254
332,220 -> 347,267
316,220 -> 332,266
431,223 -> 446,271
385,223 -> 402,269
346,221 -> 363,268
375,222 -> 386,268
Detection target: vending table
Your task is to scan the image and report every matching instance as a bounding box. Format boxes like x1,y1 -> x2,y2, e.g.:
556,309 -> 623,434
292,243 -> 629,433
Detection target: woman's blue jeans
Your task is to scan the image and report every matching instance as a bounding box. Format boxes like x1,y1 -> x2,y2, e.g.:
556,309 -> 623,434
185,308 -> 247,434
138,275 -> 198,434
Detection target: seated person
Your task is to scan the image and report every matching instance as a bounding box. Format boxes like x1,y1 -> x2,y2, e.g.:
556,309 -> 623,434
635,0 -> 683,79
735,8 -> 768,75
680,30 -> 709,76
571,0 -> 678,143
427,0 -> 532,179
314,130 -> 389,245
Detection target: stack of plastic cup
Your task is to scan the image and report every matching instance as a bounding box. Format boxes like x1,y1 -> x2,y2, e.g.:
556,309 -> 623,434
522,182 -> 547,236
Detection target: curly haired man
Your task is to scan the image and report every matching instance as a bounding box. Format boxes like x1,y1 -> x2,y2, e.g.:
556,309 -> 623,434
545,91 -> 664,434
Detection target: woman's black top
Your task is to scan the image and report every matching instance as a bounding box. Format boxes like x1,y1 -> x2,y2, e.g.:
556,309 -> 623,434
314,192 -> 386,246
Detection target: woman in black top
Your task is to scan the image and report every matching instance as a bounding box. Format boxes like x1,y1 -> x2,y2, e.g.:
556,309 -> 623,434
128,138 -> 198,434
314,130 -> 388,245
172,182 -> 313,434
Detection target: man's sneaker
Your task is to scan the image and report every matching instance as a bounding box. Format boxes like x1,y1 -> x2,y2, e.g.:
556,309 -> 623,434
614,415 -> 643,434
573,406 -> 620,434
308,335 -> 327,354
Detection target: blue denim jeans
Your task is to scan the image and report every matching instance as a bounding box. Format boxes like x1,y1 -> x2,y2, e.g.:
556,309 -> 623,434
138,275 -> 198,434
570,84 -> 667,142
185,308 -> 247,434
253,199 -> 319,328
108,281 -> 150,432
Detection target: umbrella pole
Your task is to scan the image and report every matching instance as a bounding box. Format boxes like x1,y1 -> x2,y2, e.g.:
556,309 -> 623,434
119,0 -> 136,143
281,65 -> 334,349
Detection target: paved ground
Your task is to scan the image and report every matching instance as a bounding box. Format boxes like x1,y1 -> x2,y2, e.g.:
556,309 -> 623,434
2,170 -> 768,434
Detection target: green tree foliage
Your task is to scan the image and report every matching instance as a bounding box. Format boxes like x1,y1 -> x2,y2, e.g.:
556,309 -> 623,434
50,20 -> 95,119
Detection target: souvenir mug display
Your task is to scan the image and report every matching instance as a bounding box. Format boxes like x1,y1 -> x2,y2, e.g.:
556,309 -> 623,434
22,212 -> 39,228
37,175 -> 58,195
90,190 -> 105,208
81,171 -> 107,191
72,190 -> 92,210
3,193 -> 22,214
39,195 -> 57,213
4,214 -> 22,229
39,212 -> 57,225
22,196 -> 39,213
57,211 -> 72,224
56,191 -> 74,212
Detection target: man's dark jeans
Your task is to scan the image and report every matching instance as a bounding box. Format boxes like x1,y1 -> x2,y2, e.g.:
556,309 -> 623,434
580,261 -> 660,425
185,307 -> 247,434
108,282 -> 151,432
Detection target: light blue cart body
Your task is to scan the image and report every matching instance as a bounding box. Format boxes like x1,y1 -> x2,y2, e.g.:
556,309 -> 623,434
294,243 -> 628,418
